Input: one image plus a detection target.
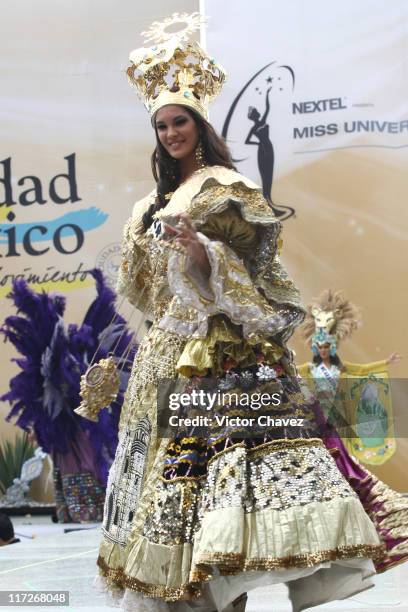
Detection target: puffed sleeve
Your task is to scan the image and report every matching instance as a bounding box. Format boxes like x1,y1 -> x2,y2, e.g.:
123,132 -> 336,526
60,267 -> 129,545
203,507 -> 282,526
297,362 -> 312,379
116,191 -> 155,311
164,179 -> 305,376
343,360 -> 388,376
166,181 -> 304,341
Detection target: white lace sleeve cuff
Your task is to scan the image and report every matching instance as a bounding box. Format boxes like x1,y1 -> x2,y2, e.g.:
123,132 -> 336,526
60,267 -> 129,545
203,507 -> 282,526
167,232 -> 285,338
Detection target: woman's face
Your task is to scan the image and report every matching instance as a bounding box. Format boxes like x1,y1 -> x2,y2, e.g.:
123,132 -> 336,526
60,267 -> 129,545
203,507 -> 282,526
317,342 -> 331,360
155,105 -> 199,160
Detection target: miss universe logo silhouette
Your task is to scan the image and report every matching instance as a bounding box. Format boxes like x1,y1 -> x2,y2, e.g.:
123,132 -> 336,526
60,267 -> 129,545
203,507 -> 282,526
222,62 -> 296,220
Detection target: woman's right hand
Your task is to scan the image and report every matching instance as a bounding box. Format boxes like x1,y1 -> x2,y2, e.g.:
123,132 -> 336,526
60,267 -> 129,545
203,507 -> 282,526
162,214 -> 211,279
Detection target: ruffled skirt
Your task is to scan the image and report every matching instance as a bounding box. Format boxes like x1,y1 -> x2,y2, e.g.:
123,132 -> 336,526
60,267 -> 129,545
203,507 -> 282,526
95,325 -> 408,611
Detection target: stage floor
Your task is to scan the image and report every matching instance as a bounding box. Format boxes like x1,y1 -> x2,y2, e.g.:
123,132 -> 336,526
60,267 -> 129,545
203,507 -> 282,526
0,516 -> 406,611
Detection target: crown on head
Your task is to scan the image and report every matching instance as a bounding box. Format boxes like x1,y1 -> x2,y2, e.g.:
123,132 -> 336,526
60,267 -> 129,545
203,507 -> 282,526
126,12 -> 226,120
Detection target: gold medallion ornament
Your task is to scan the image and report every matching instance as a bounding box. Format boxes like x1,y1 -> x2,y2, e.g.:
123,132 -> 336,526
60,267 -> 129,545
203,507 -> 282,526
126,12 -> 226,120
74,356 -> 120,422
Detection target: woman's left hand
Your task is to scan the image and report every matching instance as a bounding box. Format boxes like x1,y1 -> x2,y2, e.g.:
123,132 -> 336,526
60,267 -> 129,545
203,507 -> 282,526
386,352 -> 403,365
162,213 -> 211,278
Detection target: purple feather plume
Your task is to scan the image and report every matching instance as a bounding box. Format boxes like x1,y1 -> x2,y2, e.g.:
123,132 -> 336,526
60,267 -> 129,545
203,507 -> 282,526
1,270 -> 137,486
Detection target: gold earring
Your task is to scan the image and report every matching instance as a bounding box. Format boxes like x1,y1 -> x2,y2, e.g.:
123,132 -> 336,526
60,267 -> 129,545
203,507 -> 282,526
195,141 -> 206,169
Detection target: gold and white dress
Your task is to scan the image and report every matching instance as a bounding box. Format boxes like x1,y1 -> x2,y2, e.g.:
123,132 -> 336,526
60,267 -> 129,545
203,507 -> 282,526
95,166 -> 390,611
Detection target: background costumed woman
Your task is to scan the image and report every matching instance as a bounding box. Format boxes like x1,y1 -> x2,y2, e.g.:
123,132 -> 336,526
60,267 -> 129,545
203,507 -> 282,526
87,14 -> 408,612
297,289 -> 402,466
1,270 -> 134,522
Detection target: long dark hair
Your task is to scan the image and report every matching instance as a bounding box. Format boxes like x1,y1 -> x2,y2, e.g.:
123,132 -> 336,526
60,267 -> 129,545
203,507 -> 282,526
142,106 -> 236,231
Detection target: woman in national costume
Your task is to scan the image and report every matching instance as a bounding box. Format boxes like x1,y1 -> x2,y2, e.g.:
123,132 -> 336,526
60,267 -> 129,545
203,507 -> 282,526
1,270 -> 133,523
297,289 -> 402,466
90,14 -> 408,612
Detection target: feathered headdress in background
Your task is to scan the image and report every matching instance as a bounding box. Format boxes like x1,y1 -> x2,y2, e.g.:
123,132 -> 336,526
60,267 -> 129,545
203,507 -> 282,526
0,269 -> 136,486
300,289 -> 362,356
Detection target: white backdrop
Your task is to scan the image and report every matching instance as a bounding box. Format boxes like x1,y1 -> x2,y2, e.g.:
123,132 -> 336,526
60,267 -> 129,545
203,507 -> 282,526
206,0 -> 408,488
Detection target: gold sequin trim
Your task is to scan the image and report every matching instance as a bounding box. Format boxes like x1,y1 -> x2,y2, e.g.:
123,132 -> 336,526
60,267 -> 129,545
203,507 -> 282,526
159,474 -> 207,483
189,567 -> 212,584
97,542 -> 386,601
195,543 -> 386,574
97,555 -> 201,601
246,437 -> 323,460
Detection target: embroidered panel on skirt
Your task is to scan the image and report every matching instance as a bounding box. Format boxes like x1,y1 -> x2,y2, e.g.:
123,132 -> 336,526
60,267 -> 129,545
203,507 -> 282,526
121,326 -> 186,429
141,440 -> 357,547
102,324 -> 187,546
102,416 -> 151,546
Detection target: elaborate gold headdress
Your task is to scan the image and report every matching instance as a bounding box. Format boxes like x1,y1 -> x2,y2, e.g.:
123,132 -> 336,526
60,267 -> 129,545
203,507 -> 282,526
126,12 -> 227,120
301,289 -> 362,355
